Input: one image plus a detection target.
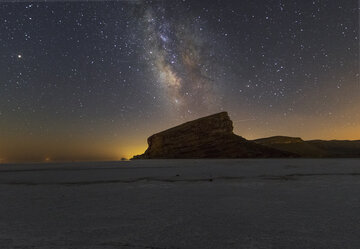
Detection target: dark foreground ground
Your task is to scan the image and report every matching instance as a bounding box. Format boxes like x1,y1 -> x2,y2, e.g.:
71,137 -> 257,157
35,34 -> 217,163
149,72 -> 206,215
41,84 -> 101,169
0,159 -> 359,249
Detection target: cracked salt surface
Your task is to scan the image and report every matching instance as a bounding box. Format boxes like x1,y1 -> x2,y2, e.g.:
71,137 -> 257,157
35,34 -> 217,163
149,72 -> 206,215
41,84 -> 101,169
0,159 -> 359,249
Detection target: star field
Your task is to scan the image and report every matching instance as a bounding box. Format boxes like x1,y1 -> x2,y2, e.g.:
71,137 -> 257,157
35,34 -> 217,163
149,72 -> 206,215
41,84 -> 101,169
0,0 -> 359,162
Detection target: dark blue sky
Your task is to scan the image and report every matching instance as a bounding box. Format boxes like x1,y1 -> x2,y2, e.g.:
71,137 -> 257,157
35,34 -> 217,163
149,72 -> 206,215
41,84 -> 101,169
0,0 -> 359,162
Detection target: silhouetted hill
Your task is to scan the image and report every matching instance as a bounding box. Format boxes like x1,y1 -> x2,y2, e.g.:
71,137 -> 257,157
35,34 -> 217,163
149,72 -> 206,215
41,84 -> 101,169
254,136 -> 330,157
307,140 -> 360,157
132,112 -> 296,159
254,136 -> 360,158
254,136 -> 304,144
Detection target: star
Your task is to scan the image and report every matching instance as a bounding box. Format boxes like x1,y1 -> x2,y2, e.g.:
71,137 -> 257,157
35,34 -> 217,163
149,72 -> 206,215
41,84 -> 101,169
0,0 -> 358,162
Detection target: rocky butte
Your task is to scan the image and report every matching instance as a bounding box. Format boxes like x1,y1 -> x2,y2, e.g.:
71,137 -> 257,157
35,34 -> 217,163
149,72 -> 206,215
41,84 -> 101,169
132,112 -> 296,159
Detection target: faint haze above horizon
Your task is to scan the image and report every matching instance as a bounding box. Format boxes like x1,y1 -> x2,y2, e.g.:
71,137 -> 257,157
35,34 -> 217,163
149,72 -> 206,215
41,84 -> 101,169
0,0 -> 359,163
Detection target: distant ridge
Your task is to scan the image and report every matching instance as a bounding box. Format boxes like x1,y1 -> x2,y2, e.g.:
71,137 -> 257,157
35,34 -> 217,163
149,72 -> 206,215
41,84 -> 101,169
307,140 -> 360,157
254,136 -> 304,144
254,136 -> 360,158
254,136 -> 329,157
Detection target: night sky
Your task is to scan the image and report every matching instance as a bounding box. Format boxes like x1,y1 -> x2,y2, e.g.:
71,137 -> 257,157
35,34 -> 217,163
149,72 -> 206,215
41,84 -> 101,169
0,0 -> 359,163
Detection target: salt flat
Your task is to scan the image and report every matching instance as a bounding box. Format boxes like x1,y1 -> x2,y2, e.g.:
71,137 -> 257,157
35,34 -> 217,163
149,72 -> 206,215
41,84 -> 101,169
0,159 -> 359,249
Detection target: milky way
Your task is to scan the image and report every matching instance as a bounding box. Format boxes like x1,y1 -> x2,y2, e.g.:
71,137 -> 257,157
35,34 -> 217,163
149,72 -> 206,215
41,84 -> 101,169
0,0 -> 358,162
138,3 -> 223,118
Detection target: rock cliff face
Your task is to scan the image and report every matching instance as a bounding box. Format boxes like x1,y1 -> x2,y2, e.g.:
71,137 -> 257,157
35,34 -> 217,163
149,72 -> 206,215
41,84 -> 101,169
132,112 -> 296,159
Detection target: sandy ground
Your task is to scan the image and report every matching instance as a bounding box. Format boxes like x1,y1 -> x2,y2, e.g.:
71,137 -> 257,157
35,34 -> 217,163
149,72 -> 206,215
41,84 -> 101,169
0,159 -> 359,249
